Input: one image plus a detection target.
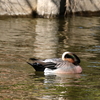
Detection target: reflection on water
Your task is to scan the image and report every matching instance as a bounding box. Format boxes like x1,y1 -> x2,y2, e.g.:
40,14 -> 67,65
0,16 -> 100,100
34,19 -> 58,59
44,73 -> 81,84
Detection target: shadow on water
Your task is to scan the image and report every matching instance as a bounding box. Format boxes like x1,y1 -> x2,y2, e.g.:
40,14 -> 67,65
0,16 -> 100,99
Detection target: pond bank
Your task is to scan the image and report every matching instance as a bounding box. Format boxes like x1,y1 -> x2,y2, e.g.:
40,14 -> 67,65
0,0 -> 100,18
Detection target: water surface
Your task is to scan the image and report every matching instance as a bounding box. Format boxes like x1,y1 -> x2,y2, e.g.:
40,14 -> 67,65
0,16 -> 100,100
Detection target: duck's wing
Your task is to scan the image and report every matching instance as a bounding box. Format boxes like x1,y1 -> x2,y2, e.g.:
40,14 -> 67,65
44,62 -> 57,69
27,60 -> 57,71
43,58 -> 62,63
27,58 -> 63,71
29,58 -> 62,63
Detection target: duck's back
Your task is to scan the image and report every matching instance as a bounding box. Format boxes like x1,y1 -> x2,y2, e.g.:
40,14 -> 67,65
43,58 -> 62,63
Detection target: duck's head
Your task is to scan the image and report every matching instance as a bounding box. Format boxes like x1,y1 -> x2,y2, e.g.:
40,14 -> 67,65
62,52 -> 80,65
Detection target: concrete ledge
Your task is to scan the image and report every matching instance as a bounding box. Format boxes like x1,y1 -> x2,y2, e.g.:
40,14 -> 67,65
0,0 -> 100,18
0,0 -> 37,16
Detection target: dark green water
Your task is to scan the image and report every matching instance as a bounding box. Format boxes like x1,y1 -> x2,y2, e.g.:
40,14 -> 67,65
0,16 -> 100,100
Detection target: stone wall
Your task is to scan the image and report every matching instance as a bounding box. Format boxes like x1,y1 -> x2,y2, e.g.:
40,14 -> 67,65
37,0 -> 61,18
0,0 -> 100,17
66,0 -> 100,15
0,0 -> 37,16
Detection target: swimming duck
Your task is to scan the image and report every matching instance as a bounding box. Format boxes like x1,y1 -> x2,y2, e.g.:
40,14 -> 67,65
27,52 -> 82,74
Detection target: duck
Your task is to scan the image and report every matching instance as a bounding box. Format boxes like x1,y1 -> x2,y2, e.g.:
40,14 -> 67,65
27,52 -> 82,74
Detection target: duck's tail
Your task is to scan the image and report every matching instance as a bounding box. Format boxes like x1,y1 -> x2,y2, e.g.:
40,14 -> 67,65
27,62 -> 45,71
